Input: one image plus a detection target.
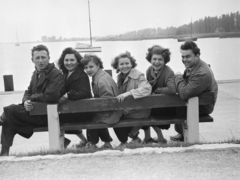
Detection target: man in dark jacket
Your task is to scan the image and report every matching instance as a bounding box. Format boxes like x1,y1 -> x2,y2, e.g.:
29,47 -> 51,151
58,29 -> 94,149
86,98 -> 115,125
0,45 -> 64,155
171,41 -> 218,142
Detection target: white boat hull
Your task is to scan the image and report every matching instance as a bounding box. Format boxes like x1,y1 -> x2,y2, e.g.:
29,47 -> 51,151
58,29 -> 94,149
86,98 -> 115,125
75,47 -> 101,52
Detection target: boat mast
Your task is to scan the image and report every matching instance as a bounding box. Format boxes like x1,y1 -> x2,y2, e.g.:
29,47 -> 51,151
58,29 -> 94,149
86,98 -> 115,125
88,0 -> 92,46
191,18 -> 193,39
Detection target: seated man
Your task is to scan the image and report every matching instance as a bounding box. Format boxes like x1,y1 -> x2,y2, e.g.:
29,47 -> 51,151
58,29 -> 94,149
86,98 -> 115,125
171,41 -> 218,141
0,45 -> 65,156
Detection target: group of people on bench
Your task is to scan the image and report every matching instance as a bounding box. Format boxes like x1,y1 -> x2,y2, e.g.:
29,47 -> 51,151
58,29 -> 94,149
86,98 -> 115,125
0,41 -> 218,156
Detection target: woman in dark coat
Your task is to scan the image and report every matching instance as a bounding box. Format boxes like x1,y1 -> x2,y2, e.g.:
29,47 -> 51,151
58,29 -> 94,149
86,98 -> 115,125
57,47 -> 92,148
143,45 -> 176,144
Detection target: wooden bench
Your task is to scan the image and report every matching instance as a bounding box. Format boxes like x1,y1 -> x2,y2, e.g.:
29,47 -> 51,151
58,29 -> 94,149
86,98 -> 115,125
30,92 -> 214,151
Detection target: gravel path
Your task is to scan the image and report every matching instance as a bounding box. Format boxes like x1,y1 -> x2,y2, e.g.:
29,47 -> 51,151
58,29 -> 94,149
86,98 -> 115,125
1,148 -> 240,180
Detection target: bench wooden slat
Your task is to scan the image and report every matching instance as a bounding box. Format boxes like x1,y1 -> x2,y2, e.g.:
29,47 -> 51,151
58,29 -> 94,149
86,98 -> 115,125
33,115 -> 213,132
30,92 -> 215,116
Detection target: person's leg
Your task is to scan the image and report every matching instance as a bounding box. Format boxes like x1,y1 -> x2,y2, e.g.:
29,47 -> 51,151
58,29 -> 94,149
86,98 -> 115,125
142,126 -> 151,142
76,130 -> 88,144
86,129 -> 100,146
0,123 -> 16,156
97,128 -> 112,149
152,126 -> 167,143
114,127 -> 132,144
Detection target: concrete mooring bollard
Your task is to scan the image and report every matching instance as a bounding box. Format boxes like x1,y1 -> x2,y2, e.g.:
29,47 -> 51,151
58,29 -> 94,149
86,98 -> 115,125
3,75 -> 14,91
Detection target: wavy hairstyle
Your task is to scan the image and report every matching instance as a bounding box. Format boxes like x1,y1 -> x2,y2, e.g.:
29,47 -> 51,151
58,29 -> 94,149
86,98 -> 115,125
146,45 -> 171,64
180,41 -> 200,56
57,47 -> 83,73
81,54 -> 104,69
31,44 -> 50,57
111,51 -> 137,73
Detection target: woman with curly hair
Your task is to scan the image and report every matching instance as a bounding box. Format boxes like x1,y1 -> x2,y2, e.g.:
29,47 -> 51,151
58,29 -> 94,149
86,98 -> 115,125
143,45 -> 176,144
57,47 -> 92,148
111,52 -> 152,148
81,54 -> 122,149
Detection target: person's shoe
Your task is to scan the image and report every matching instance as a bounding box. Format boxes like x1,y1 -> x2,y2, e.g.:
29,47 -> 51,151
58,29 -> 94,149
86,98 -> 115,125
75,141 -> 88,148
101,142 -> 113,149
153,137 -> 167,144
64,138 -> 71,149
128,137 -> 142,144
85,142 -> 98,149
170,134 -> 184,142
142,137 -> 159,144
115,143 -> 126,150
0,146 -> 10,156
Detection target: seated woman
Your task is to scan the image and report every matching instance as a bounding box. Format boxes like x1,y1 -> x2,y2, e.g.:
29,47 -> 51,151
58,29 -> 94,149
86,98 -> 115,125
57,47 -> 92,148
81,54 -> 122,149
111,52 -> 152,147
143,45 -> 176,144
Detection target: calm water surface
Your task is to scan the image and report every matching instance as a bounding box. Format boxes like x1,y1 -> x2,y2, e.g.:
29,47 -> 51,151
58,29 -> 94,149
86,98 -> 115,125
0,38 -> 240,91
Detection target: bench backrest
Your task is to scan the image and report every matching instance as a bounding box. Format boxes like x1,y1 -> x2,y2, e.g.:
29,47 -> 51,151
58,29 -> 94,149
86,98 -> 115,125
30,92 -> 215,116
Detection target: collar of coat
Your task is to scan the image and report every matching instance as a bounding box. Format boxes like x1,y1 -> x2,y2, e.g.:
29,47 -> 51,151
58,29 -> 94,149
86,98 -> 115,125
33,63 -> 55,88
64,65 -> 84,87
117,68 -> 143,84
184,59 -> 202,78
92,68 -> 107,84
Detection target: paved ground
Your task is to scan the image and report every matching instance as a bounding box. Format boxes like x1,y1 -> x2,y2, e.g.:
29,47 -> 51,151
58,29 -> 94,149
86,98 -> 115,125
0,82 -> 239,155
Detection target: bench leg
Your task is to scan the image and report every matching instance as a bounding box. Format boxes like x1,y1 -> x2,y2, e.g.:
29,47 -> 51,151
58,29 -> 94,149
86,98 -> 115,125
183,97 -> 199,143
47,104 -> 64,151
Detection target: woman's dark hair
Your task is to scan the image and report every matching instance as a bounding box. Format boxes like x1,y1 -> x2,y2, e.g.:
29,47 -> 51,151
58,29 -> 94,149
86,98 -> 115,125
146,45 -> 171,64
180,41 -> 200,56
31,44 -> 50,57
81,54 -> 104,69
111,51 -> 137,73
57,47 -> 83,73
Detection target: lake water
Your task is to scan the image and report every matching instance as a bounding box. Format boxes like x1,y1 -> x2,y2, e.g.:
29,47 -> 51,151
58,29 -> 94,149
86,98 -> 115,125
0,38 -> 240,91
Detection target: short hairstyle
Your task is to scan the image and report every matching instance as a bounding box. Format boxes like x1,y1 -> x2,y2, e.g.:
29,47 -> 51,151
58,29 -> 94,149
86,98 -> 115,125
180,41 -> 201,56
146,45 -> 171,64
81,54 -> 104,69
31,44 -> 49,57
57,47 -> 83,73
111,51 -> 137,73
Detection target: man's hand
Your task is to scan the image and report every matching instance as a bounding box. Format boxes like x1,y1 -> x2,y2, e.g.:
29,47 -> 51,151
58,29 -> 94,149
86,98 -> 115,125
116,92 -> 131,103
58,96 -> 68,105
24,100 -> 33,111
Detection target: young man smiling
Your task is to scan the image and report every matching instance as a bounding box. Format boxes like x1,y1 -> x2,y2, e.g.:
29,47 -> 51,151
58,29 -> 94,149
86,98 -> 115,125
0,45 -> 64,156
171,41 -> 218,142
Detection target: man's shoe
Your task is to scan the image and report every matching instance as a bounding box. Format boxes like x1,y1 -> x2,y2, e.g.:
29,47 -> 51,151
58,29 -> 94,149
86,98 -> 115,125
129,137 -> 142,144
75,141 -> 88,148
115,143 -> 126,150
142,137 -> 159,144
170,134 -> 184,142
0,146 -> 10,156
64,138 -> 71,149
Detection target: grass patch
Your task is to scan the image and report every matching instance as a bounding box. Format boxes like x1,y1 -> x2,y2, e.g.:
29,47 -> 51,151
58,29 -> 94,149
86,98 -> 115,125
11,138 -> 240,157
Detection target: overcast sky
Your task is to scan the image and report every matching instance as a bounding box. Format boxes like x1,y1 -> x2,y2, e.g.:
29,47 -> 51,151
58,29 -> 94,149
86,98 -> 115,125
0,0 -> 239,43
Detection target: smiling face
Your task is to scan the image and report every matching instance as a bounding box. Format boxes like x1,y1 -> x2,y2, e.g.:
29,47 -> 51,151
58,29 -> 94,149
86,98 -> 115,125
150,54 -> 165,70
84,60 -> 99,77
181,49 -> 199,69
64,54 -> 79,72
32,50 -> 49,71
118,57 -> 132,74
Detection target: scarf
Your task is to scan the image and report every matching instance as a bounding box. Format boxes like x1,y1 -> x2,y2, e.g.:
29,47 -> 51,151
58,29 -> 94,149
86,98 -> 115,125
117,72 -> 130,93
148,65 -> 164,88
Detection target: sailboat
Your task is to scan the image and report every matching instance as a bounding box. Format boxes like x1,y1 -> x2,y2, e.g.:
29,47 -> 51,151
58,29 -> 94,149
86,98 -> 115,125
15,28 -> 20,46
75,0 -> 101,52
177,19 -> 197,42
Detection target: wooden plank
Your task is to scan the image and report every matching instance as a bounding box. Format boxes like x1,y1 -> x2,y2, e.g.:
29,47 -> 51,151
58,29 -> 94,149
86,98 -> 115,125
33,115 -> 213,132
30,92 -> 215,116
184,97 -> 199,143
47,105 -> 64,151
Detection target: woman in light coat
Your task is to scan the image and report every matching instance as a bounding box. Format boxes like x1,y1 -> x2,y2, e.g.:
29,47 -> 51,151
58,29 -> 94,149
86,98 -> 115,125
81,54 -> 122,149
111,52 -> 152,148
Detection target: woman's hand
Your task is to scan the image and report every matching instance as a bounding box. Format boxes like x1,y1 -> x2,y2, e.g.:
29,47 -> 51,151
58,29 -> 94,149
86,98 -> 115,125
24,100 -> 33,111
116,92 -> 131,103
